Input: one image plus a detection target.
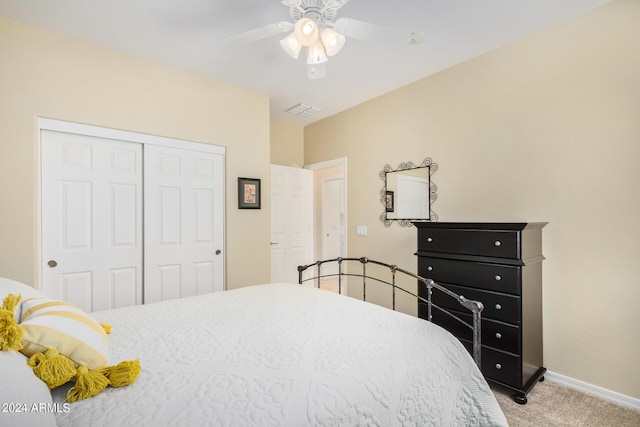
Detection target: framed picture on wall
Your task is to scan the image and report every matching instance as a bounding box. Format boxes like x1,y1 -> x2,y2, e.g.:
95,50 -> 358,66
238,177 -> 261,209
385,191 -> 394,212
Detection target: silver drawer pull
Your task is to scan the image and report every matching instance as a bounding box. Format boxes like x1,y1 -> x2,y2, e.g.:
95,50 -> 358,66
495,275 -> 502,281
494,240 -> 501,247
427,266 -> 433,271
495,364 -> 502,370
495,304 -> 502,310
427,237 -> 433,243
495,333 -> 502,339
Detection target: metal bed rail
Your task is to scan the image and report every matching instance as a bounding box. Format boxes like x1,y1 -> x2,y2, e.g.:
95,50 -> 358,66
298,256 -> 484,367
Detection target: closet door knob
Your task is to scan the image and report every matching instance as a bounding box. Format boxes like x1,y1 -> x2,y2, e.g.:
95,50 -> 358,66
215,250 -> 221,255
47,260 -> 57,268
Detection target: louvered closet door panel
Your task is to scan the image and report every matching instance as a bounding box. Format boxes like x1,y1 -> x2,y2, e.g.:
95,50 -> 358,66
41,130 -> 143,312
144,144 -> 224,303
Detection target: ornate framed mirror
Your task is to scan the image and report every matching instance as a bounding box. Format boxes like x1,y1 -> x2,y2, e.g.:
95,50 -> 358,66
379,158 -> 438,227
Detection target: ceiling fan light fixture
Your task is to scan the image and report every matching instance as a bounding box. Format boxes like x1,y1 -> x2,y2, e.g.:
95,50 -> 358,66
307,42 -> 328,65
321,27 -> 346,56
294,18 -> 319,46
280,32 -> 302,59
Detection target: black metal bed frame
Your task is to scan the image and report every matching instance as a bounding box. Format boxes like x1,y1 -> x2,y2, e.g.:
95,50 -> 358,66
298,257 -> 484,367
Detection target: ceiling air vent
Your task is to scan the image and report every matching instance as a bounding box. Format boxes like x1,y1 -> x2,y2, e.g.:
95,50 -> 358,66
285,103 -> 323,118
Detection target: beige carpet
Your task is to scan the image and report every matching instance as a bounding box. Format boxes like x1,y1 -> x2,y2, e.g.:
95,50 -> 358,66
492,380 -> 640,426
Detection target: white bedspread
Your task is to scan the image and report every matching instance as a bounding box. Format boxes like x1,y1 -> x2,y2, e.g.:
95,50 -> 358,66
52,283 -> 507,426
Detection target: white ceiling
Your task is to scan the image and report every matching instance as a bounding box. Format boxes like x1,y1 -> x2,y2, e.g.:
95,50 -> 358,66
0,0 -> 611,125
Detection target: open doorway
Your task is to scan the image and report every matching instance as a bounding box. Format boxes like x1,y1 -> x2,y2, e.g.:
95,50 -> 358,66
270,158 -> 347,290
306,158 -> 347,293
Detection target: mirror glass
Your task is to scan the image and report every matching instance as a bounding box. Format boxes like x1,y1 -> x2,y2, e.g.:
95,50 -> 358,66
379,158 -> 438,227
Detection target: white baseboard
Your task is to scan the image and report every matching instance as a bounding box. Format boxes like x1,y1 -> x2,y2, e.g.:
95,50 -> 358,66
546,371 -> 640,411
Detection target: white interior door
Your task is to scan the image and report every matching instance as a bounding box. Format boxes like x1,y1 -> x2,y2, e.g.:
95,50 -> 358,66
270,165 -> 313,283
144,144 -> 225,303
321,177 -> 344,275
41,130 -> 143,312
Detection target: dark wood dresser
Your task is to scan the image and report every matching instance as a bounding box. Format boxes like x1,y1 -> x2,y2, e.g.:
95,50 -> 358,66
415,222 -> 546,404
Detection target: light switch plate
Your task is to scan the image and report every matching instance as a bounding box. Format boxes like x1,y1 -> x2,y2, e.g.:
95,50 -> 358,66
356,226 -> 368,236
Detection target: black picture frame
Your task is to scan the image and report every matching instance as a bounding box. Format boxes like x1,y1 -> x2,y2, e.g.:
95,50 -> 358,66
385,191 -> 394,212
238,177 -> 261,209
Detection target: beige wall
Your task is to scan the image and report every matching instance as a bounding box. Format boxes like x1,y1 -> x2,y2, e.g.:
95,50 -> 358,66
270,120 -> 304,167
305,0 -> 640,399
0,17 -> 271,290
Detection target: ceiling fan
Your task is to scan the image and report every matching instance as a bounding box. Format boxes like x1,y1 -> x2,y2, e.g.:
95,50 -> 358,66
219,0 -> 424,79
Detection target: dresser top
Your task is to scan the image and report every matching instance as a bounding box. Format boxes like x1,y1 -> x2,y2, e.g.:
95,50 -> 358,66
413,222 -> 547,231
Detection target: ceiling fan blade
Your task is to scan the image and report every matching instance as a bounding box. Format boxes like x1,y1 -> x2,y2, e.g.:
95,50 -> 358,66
322,0 -> 352,9
280,0 -> 299,7
333,17 -> 424,47
281,0 -> 351,9
219,21 -> 293,47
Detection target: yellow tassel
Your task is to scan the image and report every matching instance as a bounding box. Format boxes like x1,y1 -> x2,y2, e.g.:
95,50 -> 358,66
97,359 -> 141,387
67,365 -> 110,403
29,349 -> 77,389
27,352 -> 46,368
100,322 -> 112,334
0,293 -> 23,351
1,293 -> 21,312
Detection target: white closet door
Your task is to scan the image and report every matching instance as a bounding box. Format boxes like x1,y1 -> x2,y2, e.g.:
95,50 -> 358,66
41,130 -> 143,312
144,145 -> 225,303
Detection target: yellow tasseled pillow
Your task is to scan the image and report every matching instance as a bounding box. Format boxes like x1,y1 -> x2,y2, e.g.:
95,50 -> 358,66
1,293 -> 140,403
19,297 -> 110,370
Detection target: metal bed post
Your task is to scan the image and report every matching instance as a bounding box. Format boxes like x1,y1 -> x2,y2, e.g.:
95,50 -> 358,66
338,258 -> 343,294
361,257 -> 367,301
391,265 -> 397,311
458,297 -> 483,368
426,278 -> 433,321
473,311 -> 482,367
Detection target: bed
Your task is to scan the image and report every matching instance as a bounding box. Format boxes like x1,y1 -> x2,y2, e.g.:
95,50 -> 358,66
1,259 -> 507,427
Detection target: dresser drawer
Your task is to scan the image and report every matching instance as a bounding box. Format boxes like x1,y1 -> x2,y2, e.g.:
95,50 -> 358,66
426,283 -> 520,324
418,256 -> 520,295
418,228 -> 520,259
459,340 -> 521,388
429,308 -> 519,354
482,346 -> 521,388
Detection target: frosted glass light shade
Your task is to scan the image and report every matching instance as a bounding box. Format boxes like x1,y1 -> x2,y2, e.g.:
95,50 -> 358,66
307,42 -> 328,65
280,33 -> 302,59
294,18 -> 319,46
321,27 -> 346,56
